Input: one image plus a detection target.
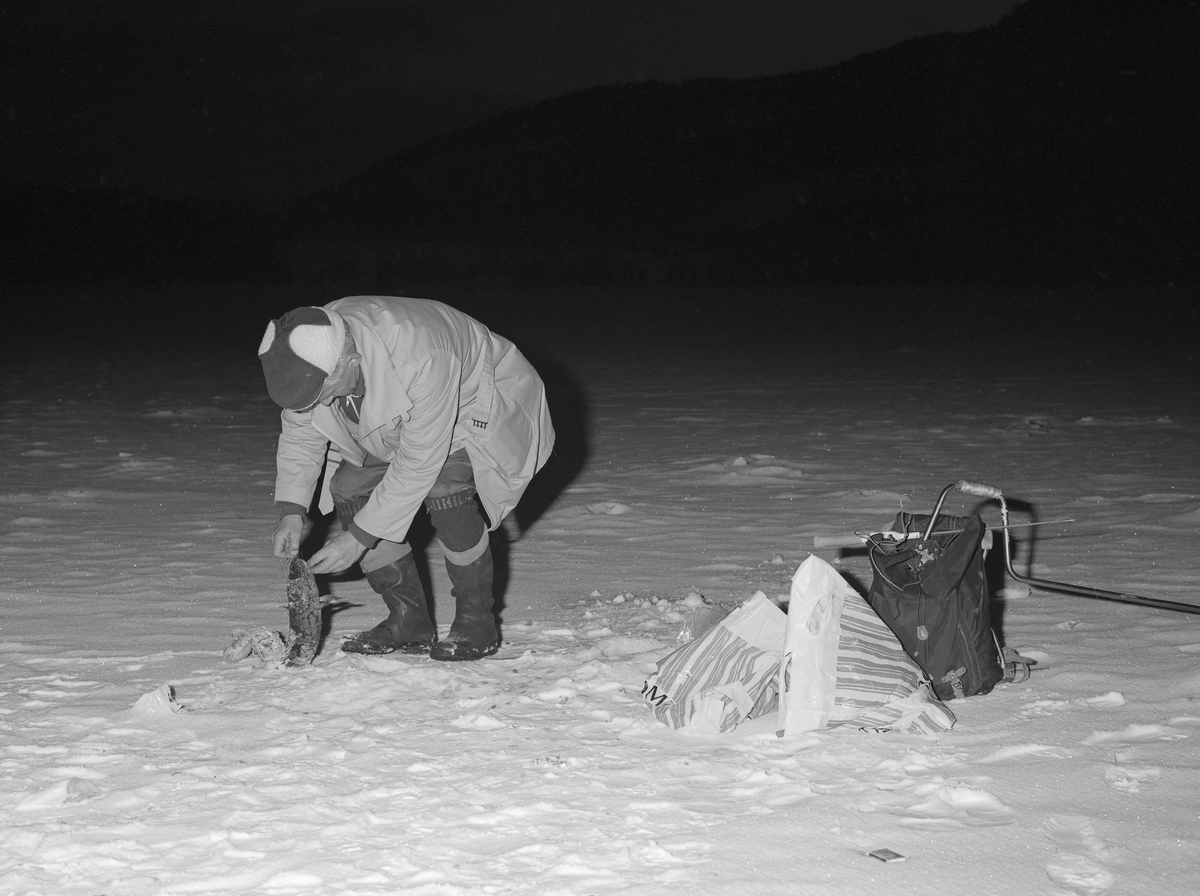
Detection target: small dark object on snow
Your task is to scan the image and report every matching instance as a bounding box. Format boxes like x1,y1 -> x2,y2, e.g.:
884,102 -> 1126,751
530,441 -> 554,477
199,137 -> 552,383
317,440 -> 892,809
284,556 -> 322,667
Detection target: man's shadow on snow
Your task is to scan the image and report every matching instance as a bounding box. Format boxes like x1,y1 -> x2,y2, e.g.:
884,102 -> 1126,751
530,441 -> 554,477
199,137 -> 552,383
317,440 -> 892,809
490,346 -> 590,643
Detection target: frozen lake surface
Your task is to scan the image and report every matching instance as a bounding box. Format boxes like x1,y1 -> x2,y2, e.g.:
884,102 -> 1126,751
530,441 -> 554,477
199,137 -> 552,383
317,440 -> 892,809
2,285 -> 1198,895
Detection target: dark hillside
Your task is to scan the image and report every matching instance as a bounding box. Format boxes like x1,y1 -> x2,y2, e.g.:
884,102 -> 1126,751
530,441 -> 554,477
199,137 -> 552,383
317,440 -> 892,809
291,0 -> 1198,286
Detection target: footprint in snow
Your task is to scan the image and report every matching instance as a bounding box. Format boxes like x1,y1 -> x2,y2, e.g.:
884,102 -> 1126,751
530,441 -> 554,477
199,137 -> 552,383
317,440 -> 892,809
1044,816 -> 1117,895
1020,698 -> 1072,718
873,751 -> 965,777
860,781 -> 1017,829
976,742 -> 1074,764
534,686 -> 578,704
14,779 -> 78,812
1081,723 -> 1187,745
1018,692 -> 1123,720
585,501 -> 632,515
898,783 -> 1017,829
1082,691 -> 1125,708
1103,763 -> 1161,794
450,711 -> 508,730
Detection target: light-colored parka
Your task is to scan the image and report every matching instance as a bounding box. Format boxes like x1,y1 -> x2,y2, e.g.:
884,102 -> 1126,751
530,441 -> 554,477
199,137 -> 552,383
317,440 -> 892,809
272,296 -> 555,544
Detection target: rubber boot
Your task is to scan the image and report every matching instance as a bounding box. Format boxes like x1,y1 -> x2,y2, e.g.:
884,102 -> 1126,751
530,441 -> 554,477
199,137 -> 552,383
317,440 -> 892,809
430,547 -> 499,661
342,552 -> 436,655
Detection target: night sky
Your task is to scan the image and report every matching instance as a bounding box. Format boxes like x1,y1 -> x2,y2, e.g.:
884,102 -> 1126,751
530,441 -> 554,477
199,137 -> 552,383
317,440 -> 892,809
3,1 -> 1022,203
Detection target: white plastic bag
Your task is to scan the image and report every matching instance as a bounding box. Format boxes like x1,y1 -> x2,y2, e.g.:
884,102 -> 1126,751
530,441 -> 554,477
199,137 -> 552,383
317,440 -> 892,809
643,593 -> 786,734
776,555 -> 955,736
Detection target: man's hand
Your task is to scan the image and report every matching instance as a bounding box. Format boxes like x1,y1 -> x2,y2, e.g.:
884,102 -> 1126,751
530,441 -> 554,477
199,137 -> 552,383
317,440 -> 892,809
308,530 -> 366,575
272,514 -> 305,559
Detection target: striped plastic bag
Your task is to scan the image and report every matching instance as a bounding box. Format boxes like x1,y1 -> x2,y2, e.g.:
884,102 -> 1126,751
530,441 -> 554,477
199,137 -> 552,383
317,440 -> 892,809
777,555 -> 955,736
642,593 -> 786,734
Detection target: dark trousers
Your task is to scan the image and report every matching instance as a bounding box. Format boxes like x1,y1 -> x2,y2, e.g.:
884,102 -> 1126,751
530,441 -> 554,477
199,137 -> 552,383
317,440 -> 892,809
329,447 -> 483,572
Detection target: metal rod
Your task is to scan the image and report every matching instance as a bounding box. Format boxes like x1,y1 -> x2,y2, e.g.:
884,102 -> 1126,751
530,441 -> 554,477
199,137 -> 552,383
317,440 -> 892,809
964,481 -> 1200,616
813,519 -> 1072,549
1002,561 -> 1200,614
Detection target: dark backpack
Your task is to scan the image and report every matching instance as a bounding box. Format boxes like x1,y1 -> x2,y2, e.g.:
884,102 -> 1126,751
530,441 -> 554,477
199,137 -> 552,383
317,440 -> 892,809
865,511 -> 1021,700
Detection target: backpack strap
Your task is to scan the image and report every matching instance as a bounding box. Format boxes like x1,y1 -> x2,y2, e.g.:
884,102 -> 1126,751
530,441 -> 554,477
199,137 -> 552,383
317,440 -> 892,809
939,667 -> 968,699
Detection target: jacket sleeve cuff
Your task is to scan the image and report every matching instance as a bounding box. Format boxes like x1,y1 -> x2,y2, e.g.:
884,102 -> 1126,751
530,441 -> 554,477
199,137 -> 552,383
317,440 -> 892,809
276,502 -> 309,519
348,520 -> 381,549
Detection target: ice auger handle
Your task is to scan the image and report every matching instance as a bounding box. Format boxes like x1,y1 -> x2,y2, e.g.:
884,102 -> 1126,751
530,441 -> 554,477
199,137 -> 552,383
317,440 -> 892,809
813,534 -> 870,548
923,479 -> 1004,540
956,480 -> 1003,499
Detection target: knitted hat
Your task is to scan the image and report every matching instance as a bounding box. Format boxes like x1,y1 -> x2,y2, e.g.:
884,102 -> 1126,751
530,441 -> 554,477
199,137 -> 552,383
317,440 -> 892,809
258,306 -> 347,409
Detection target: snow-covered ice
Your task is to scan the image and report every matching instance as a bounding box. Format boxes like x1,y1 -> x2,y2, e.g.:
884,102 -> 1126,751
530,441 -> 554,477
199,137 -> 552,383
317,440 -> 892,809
2,290 -> 1199,895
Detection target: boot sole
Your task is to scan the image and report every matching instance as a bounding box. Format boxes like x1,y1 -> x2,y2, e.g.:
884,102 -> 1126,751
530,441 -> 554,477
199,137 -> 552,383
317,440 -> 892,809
429,642 -> 499,662
341,639 -> 436,656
